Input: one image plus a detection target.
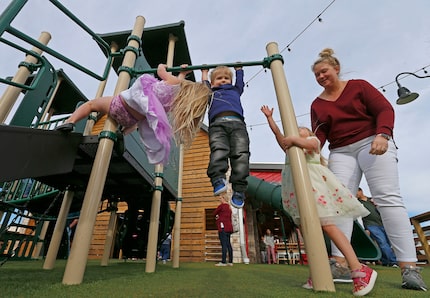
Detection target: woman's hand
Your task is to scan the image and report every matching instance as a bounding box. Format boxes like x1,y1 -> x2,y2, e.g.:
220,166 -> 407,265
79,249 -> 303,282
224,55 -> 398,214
370,135 -> 388,155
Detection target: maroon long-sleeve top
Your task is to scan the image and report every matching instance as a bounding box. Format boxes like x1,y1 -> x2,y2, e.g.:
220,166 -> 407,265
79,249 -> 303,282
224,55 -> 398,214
311,79 -> 394,149
213,202 -> 233,233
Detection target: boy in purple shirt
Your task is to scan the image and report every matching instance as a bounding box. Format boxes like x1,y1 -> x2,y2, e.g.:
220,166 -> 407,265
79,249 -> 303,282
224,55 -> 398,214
202,66 -> 249,208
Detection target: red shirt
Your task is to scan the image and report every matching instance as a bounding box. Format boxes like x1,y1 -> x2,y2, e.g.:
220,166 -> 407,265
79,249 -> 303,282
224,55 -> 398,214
311,79 -> 394,149
213,203 -> 233,233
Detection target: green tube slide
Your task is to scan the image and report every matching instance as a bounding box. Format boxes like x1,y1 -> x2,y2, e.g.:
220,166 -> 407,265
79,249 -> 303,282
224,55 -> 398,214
246,175 -> 381,261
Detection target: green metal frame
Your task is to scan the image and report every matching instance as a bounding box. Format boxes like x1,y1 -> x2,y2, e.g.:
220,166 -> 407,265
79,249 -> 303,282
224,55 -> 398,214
0,0 -> 116,90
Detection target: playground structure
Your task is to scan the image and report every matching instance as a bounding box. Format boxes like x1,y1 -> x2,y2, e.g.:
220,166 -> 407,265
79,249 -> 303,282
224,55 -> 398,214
0,0 -> 382,291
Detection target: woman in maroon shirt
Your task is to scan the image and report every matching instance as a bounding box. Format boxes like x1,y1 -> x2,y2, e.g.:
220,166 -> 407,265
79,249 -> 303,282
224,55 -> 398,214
213,195 -> 234,266
310,48 -> 426,292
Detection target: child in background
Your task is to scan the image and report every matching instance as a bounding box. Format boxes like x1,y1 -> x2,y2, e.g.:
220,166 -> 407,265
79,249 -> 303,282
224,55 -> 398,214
264,229 -> 277,264
261,105 -> 377,296
56,64 -> 210,165
201,66 -> 250,208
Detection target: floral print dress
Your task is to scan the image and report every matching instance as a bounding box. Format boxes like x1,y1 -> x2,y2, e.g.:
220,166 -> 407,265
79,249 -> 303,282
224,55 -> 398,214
281,136 -> 369,226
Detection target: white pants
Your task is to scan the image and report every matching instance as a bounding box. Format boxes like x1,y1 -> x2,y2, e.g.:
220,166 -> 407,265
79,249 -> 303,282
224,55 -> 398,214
329,136 -> 416,262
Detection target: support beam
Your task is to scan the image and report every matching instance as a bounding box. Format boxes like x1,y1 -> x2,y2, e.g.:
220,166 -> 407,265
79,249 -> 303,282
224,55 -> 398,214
62,16 -> 145,285
266,42 -> 335,292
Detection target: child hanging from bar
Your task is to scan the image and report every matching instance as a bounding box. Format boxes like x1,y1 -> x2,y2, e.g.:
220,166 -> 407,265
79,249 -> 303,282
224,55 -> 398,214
261,105 -> 377,296
56,64 -> 211,165
201,65 -> 250,208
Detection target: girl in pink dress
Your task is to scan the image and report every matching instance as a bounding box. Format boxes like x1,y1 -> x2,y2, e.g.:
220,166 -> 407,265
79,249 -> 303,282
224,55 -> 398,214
56,64 -> 211,164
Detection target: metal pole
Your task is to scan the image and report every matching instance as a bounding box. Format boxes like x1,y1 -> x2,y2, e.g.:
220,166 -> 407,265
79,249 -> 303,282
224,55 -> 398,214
238,208 -> 249,264
43,190 -> 74,269
84,42 -> 119,135
62,16 -> 145,285
0,31 -> 51,123
145,33 -> 177,273
134,60 -> 268,75
101,202 -> 118,266
266,42 -> 335,292
172,145 -> 183,268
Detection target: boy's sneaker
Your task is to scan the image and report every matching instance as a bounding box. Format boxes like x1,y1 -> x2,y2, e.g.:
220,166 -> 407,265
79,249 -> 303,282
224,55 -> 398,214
330,258 -> 353,283
302,277 -> 313,290
351,264 -> 377,296
231,191 -> 245,208
215,262 -> 227,267
227,263 -> 234,267
212,178 -> 227,195
401,266 -> 427,291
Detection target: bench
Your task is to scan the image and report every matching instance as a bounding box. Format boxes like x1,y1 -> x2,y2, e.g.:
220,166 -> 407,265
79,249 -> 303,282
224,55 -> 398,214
410,211 -> 430,264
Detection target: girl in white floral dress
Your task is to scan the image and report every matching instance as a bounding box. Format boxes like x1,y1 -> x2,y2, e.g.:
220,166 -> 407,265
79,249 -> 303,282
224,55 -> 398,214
261,105 -> 377,296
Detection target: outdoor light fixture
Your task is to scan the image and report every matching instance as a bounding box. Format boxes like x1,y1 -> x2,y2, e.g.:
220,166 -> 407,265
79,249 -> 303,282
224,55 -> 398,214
395,72 -> 430,105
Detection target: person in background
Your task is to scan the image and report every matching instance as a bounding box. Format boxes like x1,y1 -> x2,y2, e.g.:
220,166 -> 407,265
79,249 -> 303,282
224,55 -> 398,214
260,235 -> 267,264
264,229 -> 277,265
310,48 -> 427,292
160,232 -> 172,264
357,187 -> 398,267
201,66 -> 250,208
214,194 -> 234,266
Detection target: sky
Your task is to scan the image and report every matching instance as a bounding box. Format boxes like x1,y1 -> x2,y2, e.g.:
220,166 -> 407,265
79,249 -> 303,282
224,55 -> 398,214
1,0 -> 430,216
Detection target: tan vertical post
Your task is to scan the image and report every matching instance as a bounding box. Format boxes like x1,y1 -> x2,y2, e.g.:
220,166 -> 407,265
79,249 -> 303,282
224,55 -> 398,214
43,190 -> 74,269
266,42 -> 335,292
145,33 -> 177,273
84,42 -> 119,136
172,145 -> 183,268
62,16 -> 146,285
0,31 -> 51,123
93,43 -> 120,267
101,202 -> 118,266
40,77 -> 63,126
32,220 -> 50,258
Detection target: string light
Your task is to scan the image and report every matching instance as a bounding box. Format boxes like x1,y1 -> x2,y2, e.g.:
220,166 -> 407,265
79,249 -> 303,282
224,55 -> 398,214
378,63 -> 430,93
247,112 -> 309,130
244,0 -> 336,87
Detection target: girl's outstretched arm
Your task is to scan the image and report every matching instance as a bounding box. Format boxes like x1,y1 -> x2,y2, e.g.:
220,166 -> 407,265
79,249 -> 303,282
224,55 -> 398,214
261,105 -> 285,151
261,105 -> 319,153
157,64 -> 191,85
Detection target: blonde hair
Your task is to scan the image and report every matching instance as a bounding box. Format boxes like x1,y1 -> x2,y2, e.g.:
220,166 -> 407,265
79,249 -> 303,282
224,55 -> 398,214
169,80 -> 211,148
311,48 -> 340,71
210,66 -> 233,84
298,126 -> 328,166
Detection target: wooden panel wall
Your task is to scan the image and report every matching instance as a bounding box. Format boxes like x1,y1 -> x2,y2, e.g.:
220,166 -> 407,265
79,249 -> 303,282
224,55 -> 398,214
179,129 -> 219,262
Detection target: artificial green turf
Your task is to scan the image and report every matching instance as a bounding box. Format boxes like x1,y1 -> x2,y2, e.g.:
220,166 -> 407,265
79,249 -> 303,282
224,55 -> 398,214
0,260 -> 428,297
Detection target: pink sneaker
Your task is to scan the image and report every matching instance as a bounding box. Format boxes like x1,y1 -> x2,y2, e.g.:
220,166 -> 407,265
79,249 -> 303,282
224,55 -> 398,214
302,277 -> 313,290
351,264 -> 377,296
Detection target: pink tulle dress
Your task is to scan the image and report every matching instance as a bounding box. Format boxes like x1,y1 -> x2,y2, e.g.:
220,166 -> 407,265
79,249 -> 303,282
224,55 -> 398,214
118,74 -> 179,165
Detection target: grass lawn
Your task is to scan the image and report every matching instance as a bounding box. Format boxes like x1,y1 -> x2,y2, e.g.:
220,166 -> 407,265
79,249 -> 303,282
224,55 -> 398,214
0,259 -> 428,297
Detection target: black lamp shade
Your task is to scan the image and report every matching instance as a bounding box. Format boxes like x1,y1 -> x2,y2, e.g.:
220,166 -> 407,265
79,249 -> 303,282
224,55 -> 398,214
396,86 -> 419,105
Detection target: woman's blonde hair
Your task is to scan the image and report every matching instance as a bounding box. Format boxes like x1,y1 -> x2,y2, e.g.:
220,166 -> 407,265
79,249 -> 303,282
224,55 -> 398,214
311,48 -> 340,71
169,80 -> 211,148
210,66 -> 233,84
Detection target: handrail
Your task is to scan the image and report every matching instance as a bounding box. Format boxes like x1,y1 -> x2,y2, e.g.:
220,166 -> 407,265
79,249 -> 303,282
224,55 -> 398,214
132,55 -> 284,75
0,0 -> 116,89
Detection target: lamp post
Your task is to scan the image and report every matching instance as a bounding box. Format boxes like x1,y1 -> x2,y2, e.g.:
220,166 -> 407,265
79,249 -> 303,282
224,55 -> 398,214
395,72 -> 430,105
